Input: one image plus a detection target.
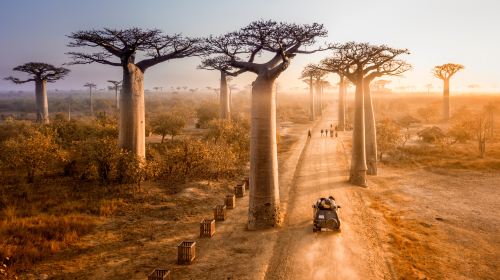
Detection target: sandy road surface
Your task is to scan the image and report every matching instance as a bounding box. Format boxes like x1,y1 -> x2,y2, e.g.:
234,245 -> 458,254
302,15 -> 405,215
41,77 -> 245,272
265,108 -> 391,280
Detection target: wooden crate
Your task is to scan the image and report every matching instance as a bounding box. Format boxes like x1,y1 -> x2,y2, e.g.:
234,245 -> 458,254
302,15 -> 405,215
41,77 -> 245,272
225,194 -> 235,209
213,205 -> 226,221
234,184 -> 245,198
244,177 -> 249,190
178,241 -> 196,265
200,219 -> 215,237
148,269 -> 170,280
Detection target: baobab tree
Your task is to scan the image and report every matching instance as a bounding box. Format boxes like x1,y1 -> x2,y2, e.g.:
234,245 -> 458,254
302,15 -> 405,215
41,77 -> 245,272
4,62 -> 70,123
199,56 -> 244,120
321,42 -> 410,184
301,65 -> 318,121
107,80 -> 122,109
67,28 -> 202,158
206,20 -> 329,229
433,63 -> 464,121
84,82 -> 97,116
301,64 -> 328,120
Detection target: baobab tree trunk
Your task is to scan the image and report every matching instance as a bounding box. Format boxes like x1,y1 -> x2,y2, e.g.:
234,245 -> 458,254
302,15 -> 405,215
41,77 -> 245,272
89,87 -> 94,116
350,79 -> 367,186
219,71 -> 230,120
35,80 -> 49,124
338,77 -> 346,131
309,76 -> 315,121
248,74 -> 280,230
364,80 -> 378,175
443,78 -> 450,121
115,88 -> 119,110
316,80 -> 323,118
119,64 -> 146,158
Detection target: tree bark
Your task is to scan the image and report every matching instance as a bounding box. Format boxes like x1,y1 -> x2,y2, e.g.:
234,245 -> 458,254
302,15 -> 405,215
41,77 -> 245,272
35,80 -> 49,124
443,78 -> 450,121
350,78 -> 368,186
316,79 -> 323,118
338,76 -> 346,131
248,74 -> 280,229
89,87 -> 94,117
309,76 -> 315,121
219,71 -> 230,120
364,80 -> 378,175
119,64 -> 146,158
115,88 -> 119,110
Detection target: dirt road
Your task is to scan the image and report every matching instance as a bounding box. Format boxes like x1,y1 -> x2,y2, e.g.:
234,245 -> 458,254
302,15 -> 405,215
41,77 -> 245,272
265,109 -> 391,279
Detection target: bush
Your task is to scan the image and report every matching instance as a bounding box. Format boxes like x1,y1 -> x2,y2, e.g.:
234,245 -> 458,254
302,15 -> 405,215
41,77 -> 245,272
196,102 -> 218,128
0,128 -> 63,183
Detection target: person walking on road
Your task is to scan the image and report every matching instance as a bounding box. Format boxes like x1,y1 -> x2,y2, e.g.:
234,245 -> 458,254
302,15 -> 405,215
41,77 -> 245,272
330,129 -> 333,137
308,130 -> 312,139
320,129 -> 324,137
325,129 -> 328,137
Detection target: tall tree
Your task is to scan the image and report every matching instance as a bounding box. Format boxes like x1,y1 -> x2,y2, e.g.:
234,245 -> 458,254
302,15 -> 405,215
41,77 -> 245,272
301,65 -> 318,121
67,28 -> 202,158
107,80 -> 122,109
83,82 -> 97,116
206,20 -> 329,229
199,56 -> 244,120
433,63 -> 464,121
321,42 -> 410,184
4,63 -> 70,124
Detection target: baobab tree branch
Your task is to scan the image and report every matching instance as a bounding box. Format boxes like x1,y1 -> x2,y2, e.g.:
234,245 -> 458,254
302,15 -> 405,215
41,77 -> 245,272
4,76 -> 35,84
66,52 -> 122,66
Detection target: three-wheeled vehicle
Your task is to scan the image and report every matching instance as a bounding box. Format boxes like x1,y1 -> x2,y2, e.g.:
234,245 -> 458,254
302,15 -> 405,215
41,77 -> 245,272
312,196 -> 341,232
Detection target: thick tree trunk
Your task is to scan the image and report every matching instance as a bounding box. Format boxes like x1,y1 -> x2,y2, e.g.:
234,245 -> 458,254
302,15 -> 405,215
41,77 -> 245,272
350,79 -> 368,186
338,76 -> 346,131
219,71 -> 230,120
119,64 -> 146,158
364,80 -> 378,175
316,80 -> 323,118
89,87 -> 94,116
309,76 -> 315,121
35,80 -> 49,124
248,75 -> 280,229
443,78 -> 450,121
115,88 -> 119,110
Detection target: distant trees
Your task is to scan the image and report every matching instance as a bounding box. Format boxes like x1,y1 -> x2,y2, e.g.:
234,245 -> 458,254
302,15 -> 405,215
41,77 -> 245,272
151,113 -> 186,142
67,28 -> 203,158
4,63 -> 70,124
433,63 -> 464,121
107,80 -> 122,109
301,64 -> 327,120
199,56 -> 244,120
205,20 -> 329,229
83,82 -> 97,116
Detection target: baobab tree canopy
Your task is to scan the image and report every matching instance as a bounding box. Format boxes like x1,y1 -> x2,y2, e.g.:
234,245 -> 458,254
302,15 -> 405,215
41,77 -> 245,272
67,28 -> 202,71
319,42 -> 411,82
433,63 -> 464,80
5,62 -> 70,84
206,20 -> 329,77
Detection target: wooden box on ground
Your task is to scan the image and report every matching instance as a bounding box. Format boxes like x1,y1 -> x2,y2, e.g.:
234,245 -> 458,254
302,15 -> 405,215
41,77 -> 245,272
244,177 -> 249,190
213,205 -> 226,221
225,194 -> 236,209
178,241 -> 196,265
234,183 -> 245,198
200,219 -> 215,237
148,269 -> 171,280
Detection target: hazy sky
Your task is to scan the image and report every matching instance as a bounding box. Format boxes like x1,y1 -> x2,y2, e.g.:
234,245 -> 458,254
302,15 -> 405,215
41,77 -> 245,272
0,0 -> 499,93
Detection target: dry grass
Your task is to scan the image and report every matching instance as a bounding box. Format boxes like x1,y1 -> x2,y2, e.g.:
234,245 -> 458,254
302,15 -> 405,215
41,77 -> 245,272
0,215 -> 94,267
